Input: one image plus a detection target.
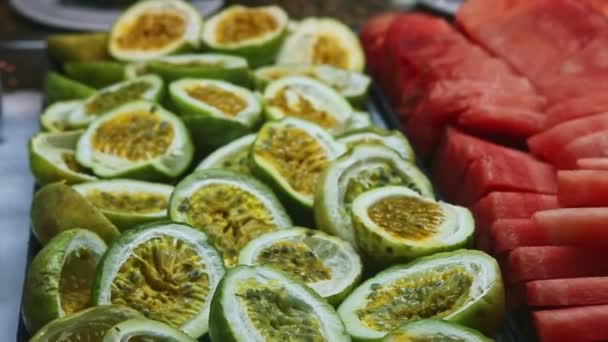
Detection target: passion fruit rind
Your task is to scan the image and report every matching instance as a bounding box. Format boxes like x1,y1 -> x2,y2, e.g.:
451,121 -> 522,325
109,0 -> 203,62
92,221 -> 226,338
201,5 -> 289,67
47,32 -> 110,63
23,229 -> 107,334
76,100 -> 194,181
195,133 -> 256,174
314,144 -> 433,246
40,100 -> 84,132
44,72 -> 96,105
64,61 -> 127,89
380,319 -> 492,342
346,111 -> 373,132
238,227 -> 363,304
102,318 -> 196,342
337,127 -> 415,162
338,250 -> 505,340
72,179 -> 173,231
351,186 -> 474,266
31,182 -> 120,245
29,130 -> 98,185
209,265 -> 352,342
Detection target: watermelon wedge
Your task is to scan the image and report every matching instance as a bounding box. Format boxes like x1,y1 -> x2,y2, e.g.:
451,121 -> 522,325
558,129 -> 608,168
527,277 -> 608,307
546,93 -> 608,127
577,158 -> 608,170
533,305 -> 608,342
491,219 -> 549,255
533,208 -> 608,247
557,170 -> 608,207
359,13 -> 401,82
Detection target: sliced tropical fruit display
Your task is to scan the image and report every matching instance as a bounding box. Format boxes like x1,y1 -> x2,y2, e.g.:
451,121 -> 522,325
169,169 -> 292,266
250,118 -> 345,219
67,74 -> 164,129
22,229 -> 107,334
169,78 -> 262,148
338,250 -> 505,340
277,17 -> 365,72
108,0 -> 202,61
382,319 -> 492,342
238,227 -> 362,304
533,305 -> 608,342
351,186 -> 474,264
64,61 -> 126,89
254,64 -> 371,107
208,265 -> 351,342
201,5 -> 289,67
262,76 -> 353,134
102,319 -> 196,342
92,222 -> 226,339
30,183 -> 120,245
44,72 -> 96,105
30,305 -> 143,342
337,127 -> 415,162
39,100 -> 84,132
315,144 -> 433,245
29,130 -> 97,185
195,133 -> 255,174
526,277 -> 608,307
76,101 -> 193,180
73,180 -> 173,230
346,110 -> 373,131
47,32 -> 110,63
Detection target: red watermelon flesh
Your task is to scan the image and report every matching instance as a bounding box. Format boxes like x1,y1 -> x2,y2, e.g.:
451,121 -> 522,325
533,208 -> 608,247
491,219 -> 550,255
546,94 -> 608,127
359,13 -> 401,80
533,305 -> 608,342
577,158 -> 608,170
527,277 -> 608,307
558,170 -> 608,207
457,105 -> 547,140
404,101 -> 443,160
557,130 -> 608,169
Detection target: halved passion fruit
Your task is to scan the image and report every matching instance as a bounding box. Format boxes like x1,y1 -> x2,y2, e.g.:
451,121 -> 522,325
238,227 -> 362,304
102,319 -> 195,342
40,100 -> 84,132
92,222 -> 226,339
314,144 -> 433,246
209,265 -> 351,342
64,61 -> 127,89
76,101 -> 193,180
263,76 -> 353,134
346,110 -> 373,131
30,305 -> 143,342
73,180 -> 173,231
351,186 -> 474,264
382,319 -> 492,342
23,229 -> 107,334
47,32 -> 110,63
170,78 -> 262,148
337,127 -> 415,162
44,72 -> 96,105
250,118 -> 345,220
338,250 -> 505,340
109,0 -> 202,61
201,5 -> 289,67
195,133 -> 255,175
277,18 -> 365,72
29,130 -> 97,185
169,169 -> 292,266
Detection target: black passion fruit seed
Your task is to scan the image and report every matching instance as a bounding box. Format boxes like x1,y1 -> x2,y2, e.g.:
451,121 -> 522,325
85,82 -> 150,115
185,84 -> 247,116
215,7 -> 279,44
255,241 -> 332,283
116,11 -> 186,51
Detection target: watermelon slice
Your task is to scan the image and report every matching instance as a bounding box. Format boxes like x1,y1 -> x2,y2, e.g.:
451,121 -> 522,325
558,129 -> 608,168
546,92 -> 608,127
457,105 -> 547,139
491,219 -> 549,255
533,208 -> 608,247
533,305 -> 608,342
527,277 -> 608,307
557,170 -> 608,207
577,158 -> 608,170
360,13 -> 401,81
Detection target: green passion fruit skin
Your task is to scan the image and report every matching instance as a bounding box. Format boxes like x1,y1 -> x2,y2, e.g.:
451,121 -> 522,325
64,61 -> 127,89
380,319 -> 492,342
338,250 -> 505,340
337,127 -> 415,163
102,319 -> 196,342
109,0 -> 203,62
195,133 -> 256,175
351,186 -> 474,265
314,144 -> 433,246
40,100 -> 84,132
92,222 -> 226,339
346,111 -> 373,132
238,227 -> 363,304
44,72 -> 96,106
29,130 -> 97,185
23,229 -> 107,334
209,265 -> 352,342
30,305 -> 143,342
76,100 -> 194,181
201,5 -> 289,67
169,169 -> 293,267
262,76 -> 354,134
72,179 -> 173,231
277,17 -> 366,72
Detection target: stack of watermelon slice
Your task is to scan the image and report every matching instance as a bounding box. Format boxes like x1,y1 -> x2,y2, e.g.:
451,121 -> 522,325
361,1 -> 608,340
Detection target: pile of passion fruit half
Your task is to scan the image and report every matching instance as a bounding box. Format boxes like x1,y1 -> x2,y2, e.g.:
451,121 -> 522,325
25,1 -> 506,341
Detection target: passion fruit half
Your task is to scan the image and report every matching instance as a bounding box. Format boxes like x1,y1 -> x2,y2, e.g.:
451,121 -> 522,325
209,265 -> 351,342
338,250 -> 505,340
382,319 -> 492,342
76,101 -> 193,180
263,76 -> 353,134
170,78 -> 262,148
201,5 -> 289,67
169,169 -> 292,266
47,32 -> 110,63
23,229 -> 107,334
277,18 -> 365,72
250,118 -> 346,220
44,72 -> 96,105
73,179 -> 173,230
351,186 -> 474,265
109,0 -> 202,61
315,144 -> 433,246
346,110 -> 373,131
102,319 -> 196,342
238,227 -> 362,305
40,100 -> 84,132
195,133 -> 256,175
337,127 -> 415,162
92,222 -> 226,339
64,61 -> 127,89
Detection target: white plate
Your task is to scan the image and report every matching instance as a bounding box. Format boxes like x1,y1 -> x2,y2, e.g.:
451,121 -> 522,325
11,0 -> 223,31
